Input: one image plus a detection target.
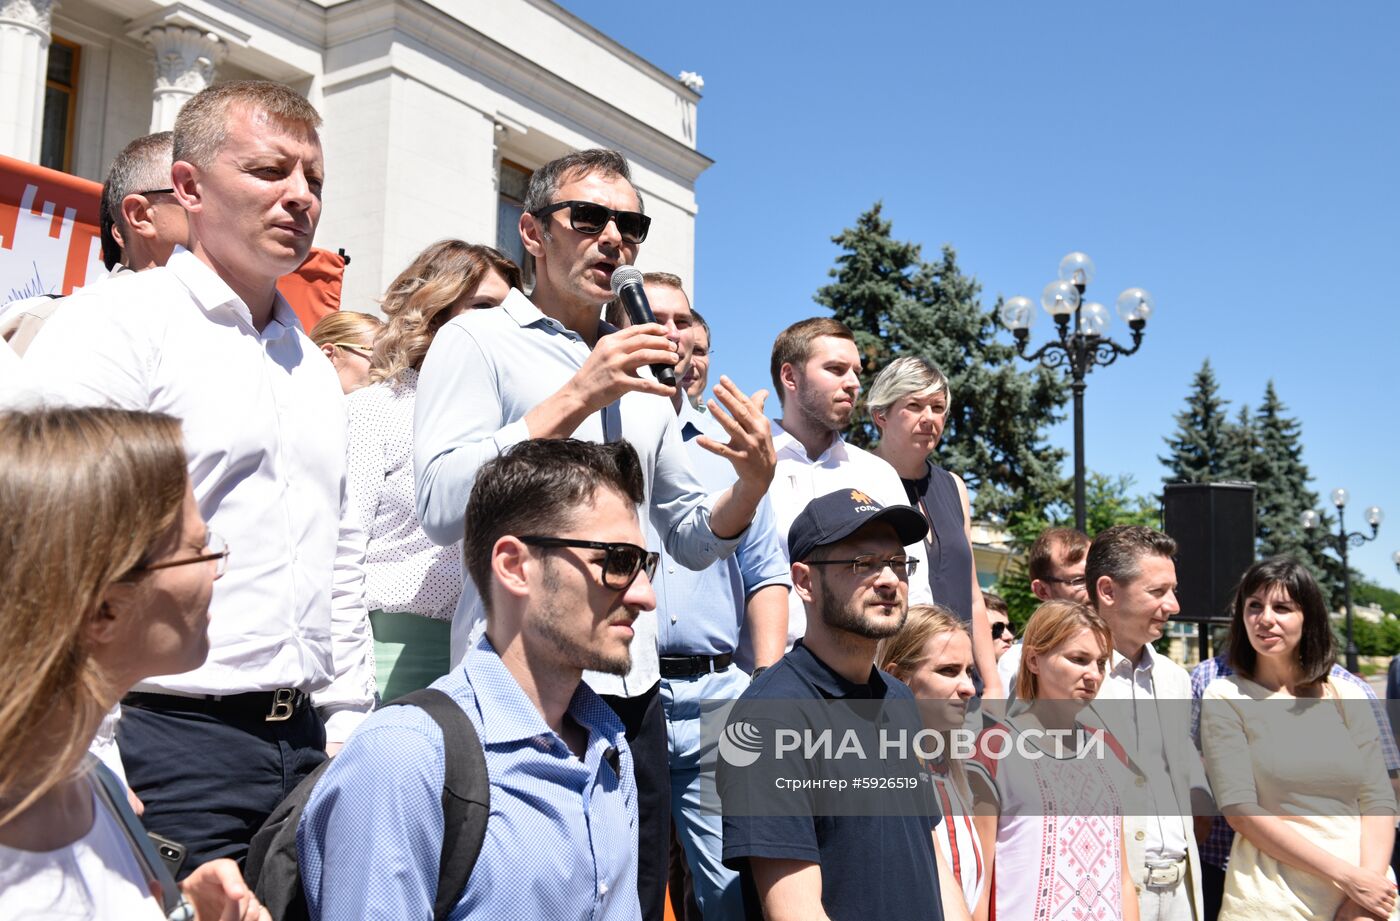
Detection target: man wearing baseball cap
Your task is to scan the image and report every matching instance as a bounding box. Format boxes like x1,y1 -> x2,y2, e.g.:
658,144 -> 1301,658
721,488 -> 970,921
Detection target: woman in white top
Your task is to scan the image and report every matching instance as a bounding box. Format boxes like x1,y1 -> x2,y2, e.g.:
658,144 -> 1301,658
349,240 -> 521,700
1201,556 -> 1397,921
0,406 -> 265,920
968,600 -> 1140,921
879,603 -> 986,919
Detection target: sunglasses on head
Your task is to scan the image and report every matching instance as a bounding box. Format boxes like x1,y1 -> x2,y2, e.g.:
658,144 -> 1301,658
992,622 -> 1014,640
531,200 -> 651,244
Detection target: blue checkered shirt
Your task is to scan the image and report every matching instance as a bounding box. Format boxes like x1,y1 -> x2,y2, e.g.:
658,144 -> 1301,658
1190,654 -> 1400,868
298,634 -> 641,920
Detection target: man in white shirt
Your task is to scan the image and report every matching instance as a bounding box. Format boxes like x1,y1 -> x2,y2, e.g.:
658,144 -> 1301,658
762,317 -> 932,653
413,148 -> 775,921
1082,525 -> 1206,921
1,130 -> 186,356
17,80 -> 373,872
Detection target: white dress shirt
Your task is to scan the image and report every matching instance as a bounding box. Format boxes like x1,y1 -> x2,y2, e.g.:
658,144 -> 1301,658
16,248 -> 374,740
345,369 -> 461,620
413,288 -> 741,688
767,421 -> 932,646
1093,647 -> 1194,862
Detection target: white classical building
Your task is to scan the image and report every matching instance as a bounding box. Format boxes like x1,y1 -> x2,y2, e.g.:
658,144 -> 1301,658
0,0 -> 710,311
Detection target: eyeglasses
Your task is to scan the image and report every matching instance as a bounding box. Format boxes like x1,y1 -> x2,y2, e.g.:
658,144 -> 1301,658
331,342 -> 374,359
135,188 -> 175,196
806,555 -> 918,578
992,622 -> 1015,640
139,531 -> 230,578
519,536 -> 659,590
530,200 -> 651,244
1042,575 -> 1087,587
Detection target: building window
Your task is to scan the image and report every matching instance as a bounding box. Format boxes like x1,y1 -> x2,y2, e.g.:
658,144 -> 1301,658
497,159 -> 532,283
40,38 -> 80,173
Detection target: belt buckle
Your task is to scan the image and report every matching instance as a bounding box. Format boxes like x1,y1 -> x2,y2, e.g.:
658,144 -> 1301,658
266,688 -> 297,722
1145,863 -> 1181,888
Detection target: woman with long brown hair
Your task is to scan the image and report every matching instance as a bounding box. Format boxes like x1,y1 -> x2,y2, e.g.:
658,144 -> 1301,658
0,406 -> 263,920
346,240 -> 521,698
1202,556 -> 1397,920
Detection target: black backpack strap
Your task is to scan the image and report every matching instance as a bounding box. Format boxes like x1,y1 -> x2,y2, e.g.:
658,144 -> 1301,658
385,688 -> 490,921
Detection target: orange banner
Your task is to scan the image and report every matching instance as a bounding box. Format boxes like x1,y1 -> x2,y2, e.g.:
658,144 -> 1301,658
0,154 -> 104,299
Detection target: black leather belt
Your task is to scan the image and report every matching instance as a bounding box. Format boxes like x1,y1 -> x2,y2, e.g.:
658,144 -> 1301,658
659,653 -> 733,678
124,688 -> 310,722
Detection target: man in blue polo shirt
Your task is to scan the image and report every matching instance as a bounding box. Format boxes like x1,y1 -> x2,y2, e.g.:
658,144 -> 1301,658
722,489 -> 966,921
298,439 -> 657,919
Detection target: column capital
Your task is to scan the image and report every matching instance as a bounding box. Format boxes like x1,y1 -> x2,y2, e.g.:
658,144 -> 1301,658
144,25 -> 225,95
0,0 -> 55,36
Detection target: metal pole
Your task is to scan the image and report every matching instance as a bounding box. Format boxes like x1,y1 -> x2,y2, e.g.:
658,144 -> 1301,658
1072,375 -> 1087,533
1340,505 -> 1359,673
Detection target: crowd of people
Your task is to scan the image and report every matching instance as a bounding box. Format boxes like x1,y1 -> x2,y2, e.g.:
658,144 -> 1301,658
0,79 -> 1396,921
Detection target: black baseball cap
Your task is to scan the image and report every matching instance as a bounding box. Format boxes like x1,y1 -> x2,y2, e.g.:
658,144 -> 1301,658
787,488 -> 928,563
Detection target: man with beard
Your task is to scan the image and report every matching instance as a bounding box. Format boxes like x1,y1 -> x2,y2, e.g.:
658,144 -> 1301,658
721,489 -> 967,921
766,318 -> 931,648
300,438 -> 654,919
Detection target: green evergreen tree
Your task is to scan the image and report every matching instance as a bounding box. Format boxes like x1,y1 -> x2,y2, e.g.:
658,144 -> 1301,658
1160,359 -> 1231,484
1252,381 -> 1344,604
1220,404 -> 1256,482
814,203 -> 1067,521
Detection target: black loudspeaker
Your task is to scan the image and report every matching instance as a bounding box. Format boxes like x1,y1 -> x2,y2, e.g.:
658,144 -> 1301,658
1162,482 -> 1256,623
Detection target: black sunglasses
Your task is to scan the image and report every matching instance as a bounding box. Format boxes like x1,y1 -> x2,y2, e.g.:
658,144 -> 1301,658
519,536 -> 659,590
530,200 -> 651,244
992,622 -> 1014,640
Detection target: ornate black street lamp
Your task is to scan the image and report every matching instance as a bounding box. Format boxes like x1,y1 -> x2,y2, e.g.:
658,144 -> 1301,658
1301,490 -> 1383,673
1000,252 -> 1155,532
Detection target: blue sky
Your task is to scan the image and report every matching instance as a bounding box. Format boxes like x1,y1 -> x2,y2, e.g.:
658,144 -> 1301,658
559,0 -> 1400,591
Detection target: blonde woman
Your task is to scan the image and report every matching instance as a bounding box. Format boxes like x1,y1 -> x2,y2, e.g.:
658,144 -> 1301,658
309,310 -> 384,394
879,603 -> 986,918
968,601 -> 1140,921
869,356 -> 1001,697
0,406 -> 264,920
347,240 -> 521,699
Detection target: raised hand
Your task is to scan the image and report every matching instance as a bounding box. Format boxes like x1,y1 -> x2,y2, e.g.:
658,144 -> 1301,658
696,376 -> 776,491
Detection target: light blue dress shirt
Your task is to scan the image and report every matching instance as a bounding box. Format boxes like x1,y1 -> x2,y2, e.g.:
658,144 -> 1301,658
413,289 -> 741,668
298,634 -> 641,921
655,402 -> 791,659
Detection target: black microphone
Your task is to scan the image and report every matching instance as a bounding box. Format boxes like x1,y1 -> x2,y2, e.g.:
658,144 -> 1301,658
603,746 -> 620,776
610,265 -> 677,387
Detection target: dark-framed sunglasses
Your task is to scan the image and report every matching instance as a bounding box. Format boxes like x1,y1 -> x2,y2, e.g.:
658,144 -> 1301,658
1042,575 -> 1087,587
135,188 -> 175,196
530,200 -> 651,244
519,536 -> 659,590
992,622 -> 1014,640
805,555 -> 918,579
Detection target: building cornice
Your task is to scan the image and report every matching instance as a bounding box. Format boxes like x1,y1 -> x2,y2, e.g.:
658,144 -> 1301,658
323,0 -> 712,185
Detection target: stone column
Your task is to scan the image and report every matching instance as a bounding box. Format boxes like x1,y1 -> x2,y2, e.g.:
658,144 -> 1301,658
0,0 -> 54,162
144,25 -> 224,131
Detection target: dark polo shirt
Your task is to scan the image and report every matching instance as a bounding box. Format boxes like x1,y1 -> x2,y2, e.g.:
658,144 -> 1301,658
720,640 -> 945,921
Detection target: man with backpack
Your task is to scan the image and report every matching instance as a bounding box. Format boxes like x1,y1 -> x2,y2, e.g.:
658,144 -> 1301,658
296,438 -> 654,919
